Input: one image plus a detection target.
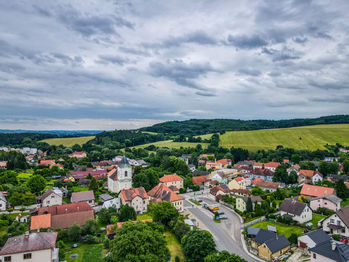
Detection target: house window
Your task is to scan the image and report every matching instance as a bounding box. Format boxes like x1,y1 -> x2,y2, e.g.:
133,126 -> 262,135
4,256 -> 11,262
338,221 -> 341,225
24,253 -> 32,259
330,219 -> 335,223
313,253 -> 316,259
46,201 -> 50,205
51,195 -> 55,198
125,171 -> 128,177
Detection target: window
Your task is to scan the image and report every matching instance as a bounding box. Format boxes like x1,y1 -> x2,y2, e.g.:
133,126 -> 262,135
331,219 -> 335,223
125,171 -> 128,177
313,253 -> 316,259
338,220 -> 341,225
46,201 -> 50,205
4,256 -> 11,262
325,202 -> 327,205
51,195 -> 55,198
24,253 -> 32,259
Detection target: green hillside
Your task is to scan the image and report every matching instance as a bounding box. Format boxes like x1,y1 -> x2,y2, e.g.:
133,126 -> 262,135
131,140 -> 209,150
41,136 -> 95,147
219,124 -> 349,151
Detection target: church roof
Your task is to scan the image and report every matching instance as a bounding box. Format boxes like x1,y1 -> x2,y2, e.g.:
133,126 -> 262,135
108,168 -> 118,181
118,155 -> 130,168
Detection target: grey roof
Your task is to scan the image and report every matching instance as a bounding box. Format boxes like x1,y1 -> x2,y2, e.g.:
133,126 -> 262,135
71,190 -> 95,202
99,193 -> 113,202
265,235 -> 290,253
254,229 -> 276,245
247,227 -> 261,236
304,229 -> 331,245
242,196 -> 263,203
336,205 -> 349,228
310,240 -> 349,262
267,225 -> 277,233
118,155 -> 130,168
312,194 -> 342,205
279,199 -> 307,216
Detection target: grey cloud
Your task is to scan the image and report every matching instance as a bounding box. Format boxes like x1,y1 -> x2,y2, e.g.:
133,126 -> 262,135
97,55 -> 130,66
262,47 -> 302,61
226,34 -> 268,49
238,68 -> 261,76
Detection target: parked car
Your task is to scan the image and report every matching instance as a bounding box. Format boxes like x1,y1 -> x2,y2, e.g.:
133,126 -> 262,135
219,215 -> 228,220
218,211 -> 224,215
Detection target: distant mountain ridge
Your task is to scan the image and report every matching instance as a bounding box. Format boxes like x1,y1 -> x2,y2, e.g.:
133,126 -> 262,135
0,130 -> 103,136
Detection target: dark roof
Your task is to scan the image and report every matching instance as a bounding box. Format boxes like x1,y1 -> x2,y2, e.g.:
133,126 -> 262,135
39,189 -> 60,201
279,199 -> 307,216
242,196 -> 263,203
304,229 -> 331,245
254,229 -> 276,245
336,205 -> 349,228
0,232 -> 57,255
192,170 -> 209,176
312,194 -> 342,205
310,241 -> 349,262
247,227 -> 261,236
118,155 -> 130,168
264,235 -> 290,253
99,193 -> 113,202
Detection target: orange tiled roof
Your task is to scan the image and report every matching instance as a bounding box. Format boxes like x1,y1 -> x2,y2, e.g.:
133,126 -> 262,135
120,187 -> 148,202
39,160 -> 55,166
30,214 -> 51,230
299,170 -> 315,178
192,176 -> 208,185
148,184 -> 183,202
217,159 -> 231,165
159,174 -> 183,183
300,184 -> 334,197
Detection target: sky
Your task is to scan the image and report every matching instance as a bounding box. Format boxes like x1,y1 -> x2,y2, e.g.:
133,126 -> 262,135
0,0 -> 348,130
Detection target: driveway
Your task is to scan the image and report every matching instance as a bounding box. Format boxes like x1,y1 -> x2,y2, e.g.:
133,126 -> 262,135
183,197 -> 259,262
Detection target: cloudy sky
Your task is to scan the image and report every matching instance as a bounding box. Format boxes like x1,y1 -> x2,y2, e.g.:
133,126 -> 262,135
0,0 -> 348,130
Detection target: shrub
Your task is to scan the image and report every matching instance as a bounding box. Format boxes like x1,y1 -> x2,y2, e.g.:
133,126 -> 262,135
332,234 -> 340,241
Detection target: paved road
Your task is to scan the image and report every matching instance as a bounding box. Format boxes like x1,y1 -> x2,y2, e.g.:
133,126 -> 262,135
183,196 -> 258,262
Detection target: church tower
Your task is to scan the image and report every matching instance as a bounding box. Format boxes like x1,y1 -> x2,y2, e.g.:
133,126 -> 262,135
116,155 -> 132,192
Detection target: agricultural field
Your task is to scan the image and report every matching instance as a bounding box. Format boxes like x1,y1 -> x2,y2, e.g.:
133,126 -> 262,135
131,140 -> 209,150
219,124 -> 349,151
40,136 -> 95,147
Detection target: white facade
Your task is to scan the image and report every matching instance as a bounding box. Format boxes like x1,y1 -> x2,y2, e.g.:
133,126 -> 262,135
108,165 -> 132,193
42,192 -> 62,207
0,195 -> 6,211
0,248 -> 58,262
280,205 -> 312,224
120,195 -> 148,214
102,198 -> 120,210
312,173 -> 323,184
310,251 -> 336,262
323,214 -> 349,237
298,235 -> 317,249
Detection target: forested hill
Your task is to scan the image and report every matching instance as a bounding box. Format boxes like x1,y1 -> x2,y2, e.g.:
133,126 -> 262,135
140,115 -> 349,136
0,133 -> 58,147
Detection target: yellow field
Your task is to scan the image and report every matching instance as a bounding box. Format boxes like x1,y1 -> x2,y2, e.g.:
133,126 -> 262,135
40,136 -> 95,147
131,140 -> 209,149
219,124 -> 349,151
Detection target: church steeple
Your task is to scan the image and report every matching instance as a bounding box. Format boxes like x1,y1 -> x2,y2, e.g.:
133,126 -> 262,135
118,155 -> 130,168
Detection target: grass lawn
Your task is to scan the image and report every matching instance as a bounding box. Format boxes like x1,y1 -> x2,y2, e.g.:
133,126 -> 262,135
164,232 -> 185,262
341,198 -> 349,207
65,244 -> 102,262
219,124 -> 349,151
72,186 -> 89,192
309,214 -> 326,229
250,221 -> 305,238
131,140 -> 209,150
40,136 -> 95,147
137,213 -> 153,221
189,199 -> 201,206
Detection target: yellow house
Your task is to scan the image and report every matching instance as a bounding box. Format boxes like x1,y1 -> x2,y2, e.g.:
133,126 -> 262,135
257,235 -> 290,260
236,196 -> 262,212
228,177 -> 246,190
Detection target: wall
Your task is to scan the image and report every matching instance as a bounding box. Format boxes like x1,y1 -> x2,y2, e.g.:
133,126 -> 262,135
0,248 -> 52,262
310,251 -> 336,262
310,199 -> 338,212
42,193 -> 62,207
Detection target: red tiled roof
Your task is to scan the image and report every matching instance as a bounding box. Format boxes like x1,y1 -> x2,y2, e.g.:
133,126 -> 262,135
250,168 -> 274,177
159,174 -> 183,183
235,177 -> 244,182
217,159 -> 231,165
264,162 -> 280,168
252,179 -> 279,189
38,202 -> 93,216
0,232 -> 57,255
120,187 -> 148,202
300,184 -> 334,197
108,168 -> 118,180
30,214 -> 51,230
148,184 -> 183,202
192,176 -> 208,185
39,160 -> 55,166
299,170 -> 315,178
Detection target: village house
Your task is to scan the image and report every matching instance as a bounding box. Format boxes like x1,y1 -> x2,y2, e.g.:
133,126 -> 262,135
246,168 -> 274,182
216,159 -> 232,168
310,194 -> 342,212
0,161 -> 7,169
309,240 -> 349,262
252,179 -> 280,192
37,188 -> 63,207
298,170 -> 323,185
300,184 -> 335,198
253,162 -> 280,172
159,174 -> 184,193
250,229 -> 290,260
71,190 -> 95,206
228,177 -> 246,190
192,176 -> 209,189
279,199 -> 312,224
205,161 -> 222,170
0,192 -> 6,211
148,183 -> 184,212
119,187 -> 148,214
99,193 -> 121,210
68,151 -> 87,159
210,171 -> 228,184
298,229 -> 331,249
230,189 -> 251,197
107,156 -> 133,193
39,160 -> 55,166
30,202 -> 94,230
236,196 -> 263,212
322,205 -> 349,237
210,185 -> 230,198
0,232 -> 58,262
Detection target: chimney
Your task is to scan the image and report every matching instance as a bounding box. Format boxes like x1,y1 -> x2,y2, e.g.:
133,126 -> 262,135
331,240 -> 336,251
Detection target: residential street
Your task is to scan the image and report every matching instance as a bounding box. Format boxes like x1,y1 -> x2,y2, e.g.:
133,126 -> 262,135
183,192 -> 259,262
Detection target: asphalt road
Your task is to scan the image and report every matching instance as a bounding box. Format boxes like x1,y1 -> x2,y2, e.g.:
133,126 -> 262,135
183,194 -> 258,262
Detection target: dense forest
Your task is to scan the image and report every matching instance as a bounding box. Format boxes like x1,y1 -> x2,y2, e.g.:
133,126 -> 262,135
140,115 -> 349,136
0,133 -> 57,147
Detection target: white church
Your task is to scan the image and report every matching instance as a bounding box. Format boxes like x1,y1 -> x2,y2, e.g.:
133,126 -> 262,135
108,155 -> 133,193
